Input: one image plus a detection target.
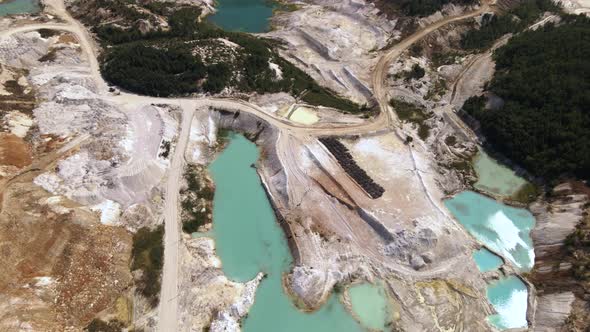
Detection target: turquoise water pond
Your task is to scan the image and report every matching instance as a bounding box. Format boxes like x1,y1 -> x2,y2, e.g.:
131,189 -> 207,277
473,248 -> 503,272
445,191 -> 535,271
208,0 -> 276,33
0,0 -> 39,16
473,150 -> 528,198
486,276 -> 529,330
348,283 -> 391,331
208,133 -> 362,332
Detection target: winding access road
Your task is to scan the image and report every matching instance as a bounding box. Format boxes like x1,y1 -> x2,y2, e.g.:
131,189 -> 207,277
371,3 -> 490,126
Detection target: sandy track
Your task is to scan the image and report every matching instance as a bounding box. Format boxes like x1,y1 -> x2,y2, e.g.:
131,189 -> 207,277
157,103 -> 194,332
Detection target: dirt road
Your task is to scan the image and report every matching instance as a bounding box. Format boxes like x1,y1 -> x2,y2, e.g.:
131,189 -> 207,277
157,102 -> 194,332
371,3 -> 490,127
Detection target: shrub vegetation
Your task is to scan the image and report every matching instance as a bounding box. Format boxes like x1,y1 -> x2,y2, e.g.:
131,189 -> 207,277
131,226 -> 164,307
390,98 -> 432,140
181,166 -> 215,234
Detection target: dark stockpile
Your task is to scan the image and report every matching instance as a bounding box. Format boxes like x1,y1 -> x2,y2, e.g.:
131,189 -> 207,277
319,138 -> 385,199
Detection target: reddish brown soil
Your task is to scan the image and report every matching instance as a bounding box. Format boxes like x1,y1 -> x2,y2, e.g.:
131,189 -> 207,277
0,178 -> 133,331
0,133 -> 32,168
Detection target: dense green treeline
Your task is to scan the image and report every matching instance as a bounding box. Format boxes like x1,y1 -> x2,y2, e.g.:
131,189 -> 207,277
103,45 -> 207,96
463,16 -> 590,182
89,0 -> 363,112
460,0 -> 559,50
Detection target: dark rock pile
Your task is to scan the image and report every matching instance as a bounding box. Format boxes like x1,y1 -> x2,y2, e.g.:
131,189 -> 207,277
319,137 -> 385,199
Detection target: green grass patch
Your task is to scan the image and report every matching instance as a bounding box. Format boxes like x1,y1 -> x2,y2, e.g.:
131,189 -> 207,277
425,79 -> 447,100
431,51 -> 459,68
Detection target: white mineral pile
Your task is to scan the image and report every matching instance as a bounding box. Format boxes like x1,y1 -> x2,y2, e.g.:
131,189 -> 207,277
187,110 -> 218,164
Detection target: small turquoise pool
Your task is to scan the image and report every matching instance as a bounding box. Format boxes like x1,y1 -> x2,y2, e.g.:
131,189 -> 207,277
0,0 -> 40,16
473,150 -> 528,198
445,191 -> 535,271
348,283 -> 391,331
473,248 -> 503,272
486,276 -> 529,330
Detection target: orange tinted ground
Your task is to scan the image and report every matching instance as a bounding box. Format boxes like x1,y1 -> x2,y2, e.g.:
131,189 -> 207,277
0,133 -> 32,168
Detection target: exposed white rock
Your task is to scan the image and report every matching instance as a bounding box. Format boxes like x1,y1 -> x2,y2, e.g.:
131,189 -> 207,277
268,61 -> 283,80
178,236 -> 264,331
34,173 -> 63,194
39,196 -> 72,215
90,199 -> 122,225
210,273 -> 264,332
3,111 -> 33,138
33,277 -> 54,287
186,111 -> 215,164
268,0 -> 397,104
531,191 -> 588,258
53,83 -> 97,102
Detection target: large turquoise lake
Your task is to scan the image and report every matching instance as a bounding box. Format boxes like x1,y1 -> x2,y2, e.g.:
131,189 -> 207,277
445,191 -> 535,271
208,0 -> 276,33
0,0 -> 39,16
208,134 -> 362,332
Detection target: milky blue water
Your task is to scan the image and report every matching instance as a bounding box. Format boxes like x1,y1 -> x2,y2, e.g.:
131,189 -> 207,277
486,276 -> 529,330
208,134 -> 362,332
445,191 -> 535,272
473,248 -> 504,272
